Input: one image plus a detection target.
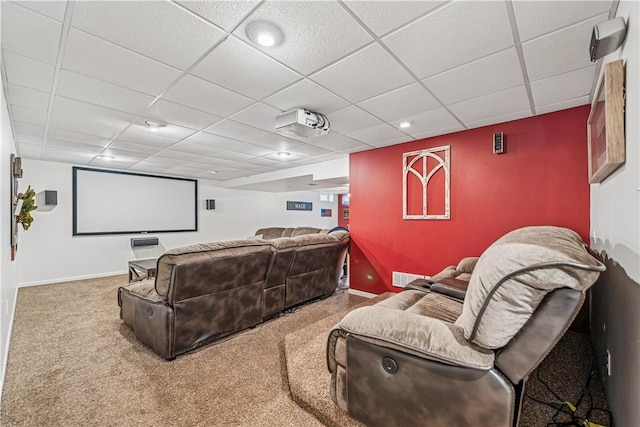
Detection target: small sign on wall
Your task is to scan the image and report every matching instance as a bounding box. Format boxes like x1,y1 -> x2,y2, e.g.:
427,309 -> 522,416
287,201 -> 312,211
342,208 -> 349,220
321,208 -> 332,217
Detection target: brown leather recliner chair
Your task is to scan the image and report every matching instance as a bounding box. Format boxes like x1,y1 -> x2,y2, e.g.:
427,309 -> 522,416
327,226 -> 605,427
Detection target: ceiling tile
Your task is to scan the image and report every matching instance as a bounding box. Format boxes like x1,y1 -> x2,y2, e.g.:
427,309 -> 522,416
465,109 -> 532,130
1,2 -> 61,64
170,140 -> 223,156
63,29 -> 182,95
383,1 -> 513,79
182,132 -> 244,151
287,143 -> 332,157
344,1 -> 445,36
369,136 -> 413,148
513,1 -> 613,42
89,156 -> 139,168
72,1 -> 225,70
244,156 -> 281,167
131,119 -> 197,141
308,133 -> 370,152
175,0 -> 259,31
263,79 -> 349,114
7,84 -> 49,111
247,133 -> 304,151
117,128 -> 180,148
163,74 -> 254,116
15,133 -> 43,145
42,146 -> 96,163
192,37 -> 301,100
347,123 -> 408,145
2,50 -> 54,92
230,143 -> 274,157
14,121 -> 45,137
449,85 -> 531,124
49,110 -> 126,139
311,44 -> 414,103
108,140 -> 166,154
144,99 -> 222,131
390,108 -> 462,138
536,96 -> 590,116
357,82 -> 441,122
531,66 -> 596,108
145,154 -> 189,166
56,70 -> 154,115
52,96 -> 136,129
46,138 -> 105,154
423,48 -> 524,105
156,149 -> 201,161
412,124 -> 465,141
8,1 -> 67,22
47,128 -> 111,147
11,105 -> 47,126
17,142 -> 42,158
229,103 -> 282,132
325,105 -> 382,133
205,120 -> 270,141
233,1 -> 372,75
262,152 -> 305,162
129,161 -> 173,173
212,150 -> 254,162
522,14 -> 607,81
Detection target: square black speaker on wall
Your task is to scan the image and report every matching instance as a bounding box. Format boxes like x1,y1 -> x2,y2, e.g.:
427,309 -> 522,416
36,190 -> 57,211
206,199 -> 216,210
493,132 -> 505,154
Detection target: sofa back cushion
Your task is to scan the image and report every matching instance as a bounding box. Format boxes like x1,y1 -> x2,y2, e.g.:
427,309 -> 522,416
284,233 -> 349,307
266,237 -> 297,288
456,226 -> 603,349
290,227 -> 322,237
255,227 -> 285,239
155,240 -> 273,302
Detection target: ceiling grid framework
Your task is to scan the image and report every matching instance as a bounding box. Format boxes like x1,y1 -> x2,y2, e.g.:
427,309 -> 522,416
0,0 -> 616,190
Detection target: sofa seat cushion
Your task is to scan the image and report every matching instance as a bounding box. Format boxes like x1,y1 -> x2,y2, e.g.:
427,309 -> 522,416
457,226 -> 604,349
332,290 -> 493,370
124,279 -> 164,303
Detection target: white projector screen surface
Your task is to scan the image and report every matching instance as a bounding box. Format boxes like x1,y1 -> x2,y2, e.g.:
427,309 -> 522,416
73,167 -> 198,235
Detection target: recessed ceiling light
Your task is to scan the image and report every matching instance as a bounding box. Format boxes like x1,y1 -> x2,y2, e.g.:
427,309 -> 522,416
145,121 -> 165,132
276,151 -> 291,159
399,121 -> 412,128
210,170 -> 218,174
99,154 -> 115,160
246,20 -> 284,47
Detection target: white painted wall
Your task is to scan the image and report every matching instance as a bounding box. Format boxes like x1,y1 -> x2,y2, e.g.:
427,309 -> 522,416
0,77 -> 18,400
16,158 -> 338,286
590,2 -> 640,426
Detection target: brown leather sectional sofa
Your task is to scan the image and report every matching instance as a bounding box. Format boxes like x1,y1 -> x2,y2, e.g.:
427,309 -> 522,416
118,228 -> 349,360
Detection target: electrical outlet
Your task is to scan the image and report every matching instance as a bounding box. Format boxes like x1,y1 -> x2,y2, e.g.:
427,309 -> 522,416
607,349 -> 612,376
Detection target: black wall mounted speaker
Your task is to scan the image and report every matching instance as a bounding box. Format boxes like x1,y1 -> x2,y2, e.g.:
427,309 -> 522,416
206,199 -> 216,210
493,132 -> 505,154
131,237 -> 159,248
36,190 -> 57,211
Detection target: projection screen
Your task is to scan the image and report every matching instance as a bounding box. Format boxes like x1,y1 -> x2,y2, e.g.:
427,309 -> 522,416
73,167 -> 198,236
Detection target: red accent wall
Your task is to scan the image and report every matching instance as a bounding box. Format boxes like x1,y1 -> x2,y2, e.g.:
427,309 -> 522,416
349,107 -> 591,295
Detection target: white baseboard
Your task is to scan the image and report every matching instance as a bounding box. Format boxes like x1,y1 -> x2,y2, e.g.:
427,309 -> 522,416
18,270 -> 127,288
0,285 -> 18,407
347,288 -> 378,299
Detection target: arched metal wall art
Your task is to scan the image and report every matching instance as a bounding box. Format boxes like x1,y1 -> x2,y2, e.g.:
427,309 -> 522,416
403,145 -> 450,220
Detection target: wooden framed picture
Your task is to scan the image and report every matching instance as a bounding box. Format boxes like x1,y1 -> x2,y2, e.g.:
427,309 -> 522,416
587,59 -> 626,183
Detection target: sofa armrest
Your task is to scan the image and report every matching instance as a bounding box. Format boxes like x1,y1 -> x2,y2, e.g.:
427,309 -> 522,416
429,277 -> 469,300
337,305 -> 494,369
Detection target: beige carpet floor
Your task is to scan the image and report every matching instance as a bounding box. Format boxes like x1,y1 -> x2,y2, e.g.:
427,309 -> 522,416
1,275 -> 610,426
0,275 -> 375,426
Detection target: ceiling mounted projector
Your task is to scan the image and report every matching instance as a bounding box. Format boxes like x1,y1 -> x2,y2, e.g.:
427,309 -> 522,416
275,109 -> 330,138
